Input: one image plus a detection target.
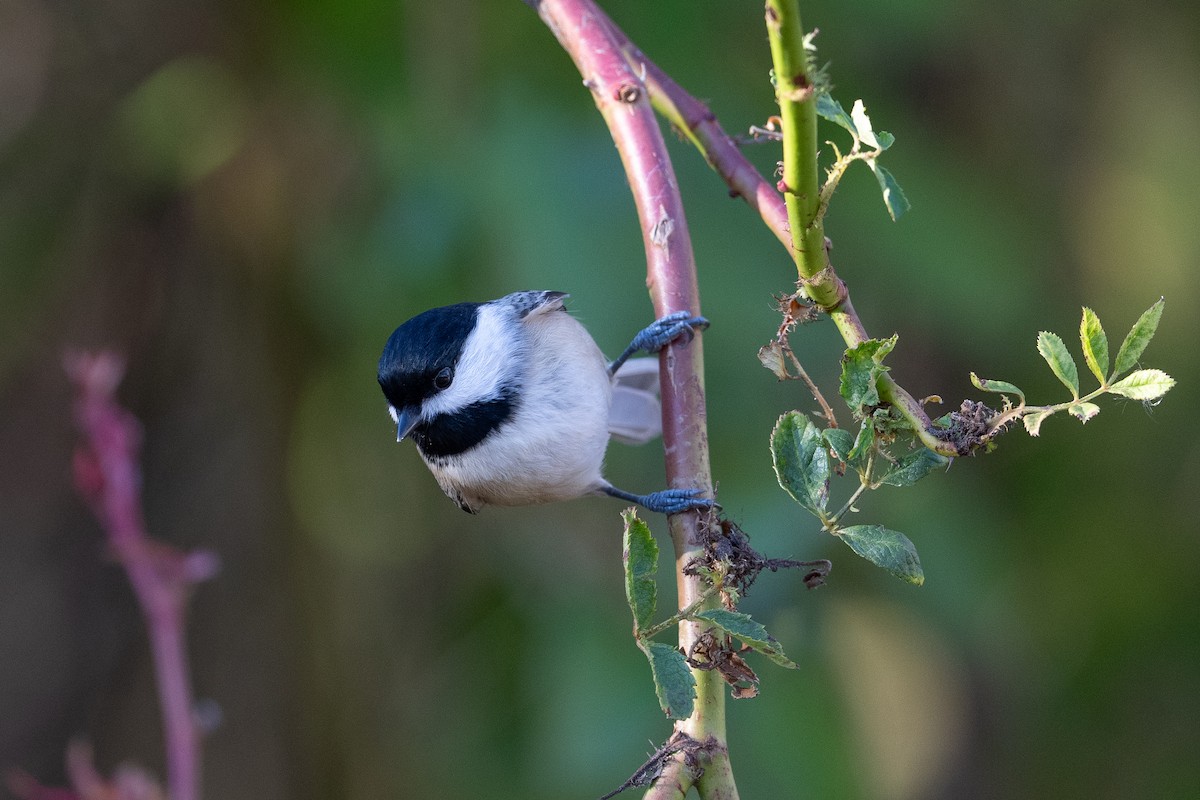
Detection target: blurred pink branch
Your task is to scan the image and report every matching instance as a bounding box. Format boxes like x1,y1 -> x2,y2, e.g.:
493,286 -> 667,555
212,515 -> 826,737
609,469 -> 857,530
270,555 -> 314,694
30,351 -> 220,800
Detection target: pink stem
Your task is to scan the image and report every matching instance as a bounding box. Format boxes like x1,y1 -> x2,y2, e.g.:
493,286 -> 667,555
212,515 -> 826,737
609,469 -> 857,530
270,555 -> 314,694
527,3 -> 733,797
65,352 -> 211,800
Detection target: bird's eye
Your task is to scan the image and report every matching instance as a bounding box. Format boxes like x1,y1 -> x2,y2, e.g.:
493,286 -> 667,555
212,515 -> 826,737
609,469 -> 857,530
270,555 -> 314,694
433,367 -> 453,391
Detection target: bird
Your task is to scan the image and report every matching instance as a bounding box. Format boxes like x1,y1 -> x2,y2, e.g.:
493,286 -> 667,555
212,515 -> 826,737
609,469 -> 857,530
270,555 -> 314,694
377,290 -> 713,515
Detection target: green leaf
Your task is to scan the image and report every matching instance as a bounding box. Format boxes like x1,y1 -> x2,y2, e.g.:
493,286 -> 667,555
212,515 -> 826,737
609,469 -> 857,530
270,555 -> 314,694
970,372 -> 1026,404
622,510 -> 658,634
1037,331 -> 1080,399
1079,308 -> 1109,385
1068,402 -> 1100,423
1112,298 -> 1165,378
1108,369 -> 1176,401
868,161 -> 910,221
837,525 -> 924,585
815,93 -> 856,135
839,335 -> 897,412
641,641 -> 695,719
771,412 -> 830,516
1023,409 -> 1053,436
878,447 -> 949,487
848,419 -> 875,468
822,428 -> 854,462
871,405 -> 913,434
695,609 -> 797,669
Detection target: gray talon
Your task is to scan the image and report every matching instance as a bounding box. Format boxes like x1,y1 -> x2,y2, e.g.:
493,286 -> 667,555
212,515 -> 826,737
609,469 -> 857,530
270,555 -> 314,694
605,485 -> 715,514
609,311 -> 710,375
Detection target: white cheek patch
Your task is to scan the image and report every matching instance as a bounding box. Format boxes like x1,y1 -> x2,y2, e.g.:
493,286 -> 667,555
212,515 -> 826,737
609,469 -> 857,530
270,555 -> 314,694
422,304 -> 521,417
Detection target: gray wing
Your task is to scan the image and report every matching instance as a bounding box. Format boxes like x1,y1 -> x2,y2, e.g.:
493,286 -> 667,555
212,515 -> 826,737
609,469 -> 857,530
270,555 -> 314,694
609,357 -> 662,445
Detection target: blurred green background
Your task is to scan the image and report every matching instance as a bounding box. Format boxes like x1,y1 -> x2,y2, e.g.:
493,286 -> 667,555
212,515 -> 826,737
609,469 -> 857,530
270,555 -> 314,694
2,1 -> 1197,798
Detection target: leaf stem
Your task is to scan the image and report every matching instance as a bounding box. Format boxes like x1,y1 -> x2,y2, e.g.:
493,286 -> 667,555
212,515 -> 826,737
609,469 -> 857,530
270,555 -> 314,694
784,344 -> 839,428
640,585 -> 722,642
827,453 -> 874,527
987,385 -> 1111,434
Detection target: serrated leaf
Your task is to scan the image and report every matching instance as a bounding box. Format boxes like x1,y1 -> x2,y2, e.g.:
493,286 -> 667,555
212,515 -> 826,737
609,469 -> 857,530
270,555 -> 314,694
1036,331 -> 1080,399
848,419 -> 875,467
970,372 -> 1026,404
822,428 -> 854,462
1079,308 -> 1109,385
874,130 -> 895,150
771,412 -> 830,516
837,525 -> 924,585
1112,298 -> 1165,378
815,93 -> 856,135
878,447 -> 949,487
1068,402 -> 1100,423
839,336 -> 897,412
1108,369 -> 1176,400
641,641 -> 696,719
868,161 -> 910,221
622,509 -> 658,634
695,609 -> 797,669
757,340 -> 790,380
1023,409 -> 1053,436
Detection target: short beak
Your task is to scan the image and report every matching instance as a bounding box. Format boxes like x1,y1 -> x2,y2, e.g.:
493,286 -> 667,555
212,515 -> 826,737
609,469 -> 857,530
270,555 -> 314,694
391,406 -> 420,442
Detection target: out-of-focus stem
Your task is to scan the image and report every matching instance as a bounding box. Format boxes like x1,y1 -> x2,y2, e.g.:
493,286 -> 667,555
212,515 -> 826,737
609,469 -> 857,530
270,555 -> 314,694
66,352 -> 214,800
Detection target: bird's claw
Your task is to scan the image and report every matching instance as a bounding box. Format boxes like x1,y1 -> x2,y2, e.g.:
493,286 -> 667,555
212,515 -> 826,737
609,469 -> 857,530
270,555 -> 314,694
630,311 -> 709,354
637,488 -> 717,515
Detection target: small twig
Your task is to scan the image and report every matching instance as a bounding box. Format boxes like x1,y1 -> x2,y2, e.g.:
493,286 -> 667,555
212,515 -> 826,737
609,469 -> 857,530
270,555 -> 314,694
64,351 -> 216,800
784,345 -> 838,429
744,125 -> 783,142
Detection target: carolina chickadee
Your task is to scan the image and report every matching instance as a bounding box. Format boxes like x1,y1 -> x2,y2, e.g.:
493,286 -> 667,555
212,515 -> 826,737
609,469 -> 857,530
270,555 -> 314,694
377,290 -> 714,515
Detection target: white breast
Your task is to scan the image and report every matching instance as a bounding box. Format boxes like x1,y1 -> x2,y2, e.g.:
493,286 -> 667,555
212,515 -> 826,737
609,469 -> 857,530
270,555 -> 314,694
427,307 -> 613,509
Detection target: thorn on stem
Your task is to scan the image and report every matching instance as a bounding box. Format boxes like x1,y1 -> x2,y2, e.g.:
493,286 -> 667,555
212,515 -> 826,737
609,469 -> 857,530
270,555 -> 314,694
614,83 -> 641,103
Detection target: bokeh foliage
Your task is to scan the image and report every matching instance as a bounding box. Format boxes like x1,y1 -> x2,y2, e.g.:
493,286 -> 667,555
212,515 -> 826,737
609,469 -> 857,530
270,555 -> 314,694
1,1 -> 1197,798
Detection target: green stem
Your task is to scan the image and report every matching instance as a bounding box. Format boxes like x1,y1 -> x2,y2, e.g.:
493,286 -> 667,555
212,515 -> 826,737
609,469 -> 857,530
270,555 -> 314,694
764,0 -> 959,456
765,0 -> 828,292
